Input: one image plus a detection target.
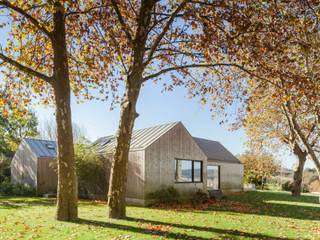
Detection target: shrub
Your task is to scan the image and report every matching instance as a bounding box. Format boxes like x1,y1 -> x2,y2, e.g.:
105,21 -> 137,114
75,144 -> 110,199
147,186 -> 180,204
302,184 -> 310,193
191,188 -> 209,206
281,181 -> 310,193
282,181 -> 292,191
0,179 -> 36,196
0,155 -> 11,182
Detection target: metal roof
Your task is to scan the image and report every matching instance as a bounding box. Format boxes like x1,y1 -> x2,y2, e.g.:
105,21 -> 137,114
23,138 -> 57,158
193,137 -> 242,164
22,123 -> 241,165
93,122 -> 180,153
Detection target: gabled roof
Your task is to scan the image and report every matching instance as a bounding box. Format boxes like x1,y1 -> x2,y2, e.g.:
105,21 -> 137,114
193,137 -> 241,164
23,138 -> 57,158
93,122 -> 180,153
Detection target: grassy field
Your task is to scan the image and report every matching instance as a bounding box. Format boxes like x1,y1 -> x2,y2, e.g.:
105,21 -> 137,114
0,191 -> 319,240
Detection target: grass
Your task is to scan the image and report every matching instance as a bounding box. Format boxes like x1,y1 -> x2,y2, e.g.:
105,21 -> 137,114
0,191 -> 319,240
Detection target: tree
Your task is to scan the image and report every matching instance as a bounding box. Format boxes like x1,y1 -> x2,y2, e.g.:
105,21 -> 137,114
87,0 -> 254,219
194,1 -> 320,192
0,108 -> 38,157
226,1 -> 320,180
239,152 -> 279,189
0,105 -> 38,182
224,1 -> 320,174
0,1 -> 106,221
244,82 -> 311,196
38,118 -> 89,144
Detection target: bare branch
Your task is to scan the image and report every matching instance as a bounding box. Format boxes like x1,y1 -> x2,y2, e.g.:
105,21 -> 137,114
0,52 -> 52,83
0,0 -> 52,40
145,0 -> 188,65
142,63 -> 279,87
111,0 -> 133,44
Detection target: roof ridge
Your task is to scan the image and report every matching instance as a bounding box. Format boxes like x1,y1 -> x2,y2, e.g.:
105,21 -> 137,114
24,137 -> 56,142
96,121 -> 181,140
94,121 -> 182,152
132,121 -> 180,133
193,137 -> 219,143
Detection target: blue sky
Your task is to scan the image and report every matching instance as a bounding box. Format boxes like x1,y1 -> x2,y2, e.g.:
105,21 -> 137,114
0,17 -> 314,170
35,80 -> 314,169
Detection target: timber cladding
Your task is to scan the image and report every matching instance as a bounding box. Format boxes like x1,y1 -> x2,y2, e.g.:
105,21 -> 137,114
144,122 -> 207,196
37,157 -> 57,195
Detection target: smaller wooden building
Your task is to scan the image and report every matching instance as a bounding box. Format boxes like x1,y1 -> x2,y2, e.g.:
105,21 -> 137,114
11,138 -> 57,195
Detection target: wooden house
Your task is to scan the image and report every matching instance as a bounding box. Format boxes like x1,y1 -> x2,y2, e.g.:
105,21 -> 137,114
11,122 -> 243,205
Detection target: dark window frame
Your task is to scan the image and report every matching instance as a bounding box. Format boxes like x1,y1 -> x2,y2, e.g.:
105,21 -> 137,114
175,159 -> 203,183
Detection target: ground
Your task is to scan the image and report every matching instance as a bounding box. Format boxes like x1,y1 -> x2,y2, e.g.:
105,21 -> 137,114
0,191 -> 319,240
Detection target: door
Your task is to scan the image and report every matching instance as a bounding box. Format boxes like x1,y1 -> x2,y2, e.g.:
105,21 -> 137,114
207,165 -> 220,190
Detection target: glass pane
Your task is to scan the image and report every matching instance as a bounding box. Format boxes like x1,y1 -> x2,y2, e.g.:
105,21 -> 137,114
175,160 -> 192,182
193,161 -> 202,182
207,166 -> 219,190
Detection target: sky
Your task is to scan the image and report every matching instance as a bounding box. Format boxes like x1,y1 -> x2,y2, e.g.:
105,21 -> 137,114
0,15 -> 315,170
34,80 -> 315,169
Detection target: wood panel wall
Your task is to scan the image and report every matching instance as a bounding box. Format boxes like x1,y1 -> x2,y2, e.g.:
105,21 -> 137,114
11,141 -> 38,188
37,157 -> 58,194
144,122 -> 207,197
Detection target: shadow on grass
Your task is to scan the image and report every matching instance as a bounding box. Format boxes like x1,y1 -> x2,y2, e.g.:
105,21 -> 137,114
214,191 -> 320,221
75,217 -> 294,240
0,197 -> 55,209
145,191 -> 320,221
0,196 -> 105,209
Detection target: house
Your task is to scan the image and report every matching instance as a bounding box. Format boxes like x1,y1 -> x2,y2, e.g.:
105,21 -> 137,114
11,122 -> 243,205
11,138 -> 57,195
94,121 -> 243,205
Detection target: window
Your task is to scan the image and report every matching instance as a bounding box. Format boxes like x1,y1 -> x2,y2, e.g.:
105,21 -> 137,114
175,159 -> 203,183
46,144 -> 55,150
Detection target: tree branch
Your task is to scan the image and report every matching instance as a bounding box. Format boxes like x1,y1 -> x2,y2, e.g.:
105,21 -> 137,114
0,53 -> 52,83
145,0 -> 188,65
0,0 -> 52,40
142,63 -> 272,83
65,5 -> 107,17
111,0 -> 133,44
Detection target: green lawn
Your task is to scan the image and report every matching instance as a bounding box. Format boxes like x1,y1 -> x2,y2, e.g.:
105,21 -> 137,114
0,191 -> 319,240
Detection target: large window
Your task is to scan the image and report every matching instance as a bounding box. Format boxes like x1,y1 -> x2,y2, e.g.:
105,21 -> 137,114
175,159 -> 203,183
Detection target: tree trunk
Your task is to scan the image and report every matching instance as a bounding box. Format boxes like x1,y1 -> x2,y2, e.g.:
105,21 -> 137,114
291,143 -> 307,197
107,0 -> 156,219
285,102 -> 320,182
107,80 -> 142,219
53,2 -> 78,221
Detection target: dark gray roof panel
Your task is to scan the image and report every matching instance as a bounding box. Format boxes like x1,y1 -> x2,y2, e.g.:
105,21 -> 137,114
24,138 -> 57,158
193,137 -> 241,164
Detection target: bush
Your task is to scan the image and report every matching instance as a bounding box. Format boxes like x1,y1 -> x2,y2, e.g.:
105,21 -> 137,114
302,184 -> 310,193
191,188 -> 209,206
281,181 -> 310,193
147,186 -> 180,204
282,181 -> 292,191
0,155 -> 11,182
75,144 -> 110,199
0,179 -> 36,196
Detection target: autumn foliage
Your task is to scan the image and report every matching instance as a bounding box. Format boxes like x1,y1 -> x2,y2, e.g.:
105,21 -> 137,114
239,152 -> 279,189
